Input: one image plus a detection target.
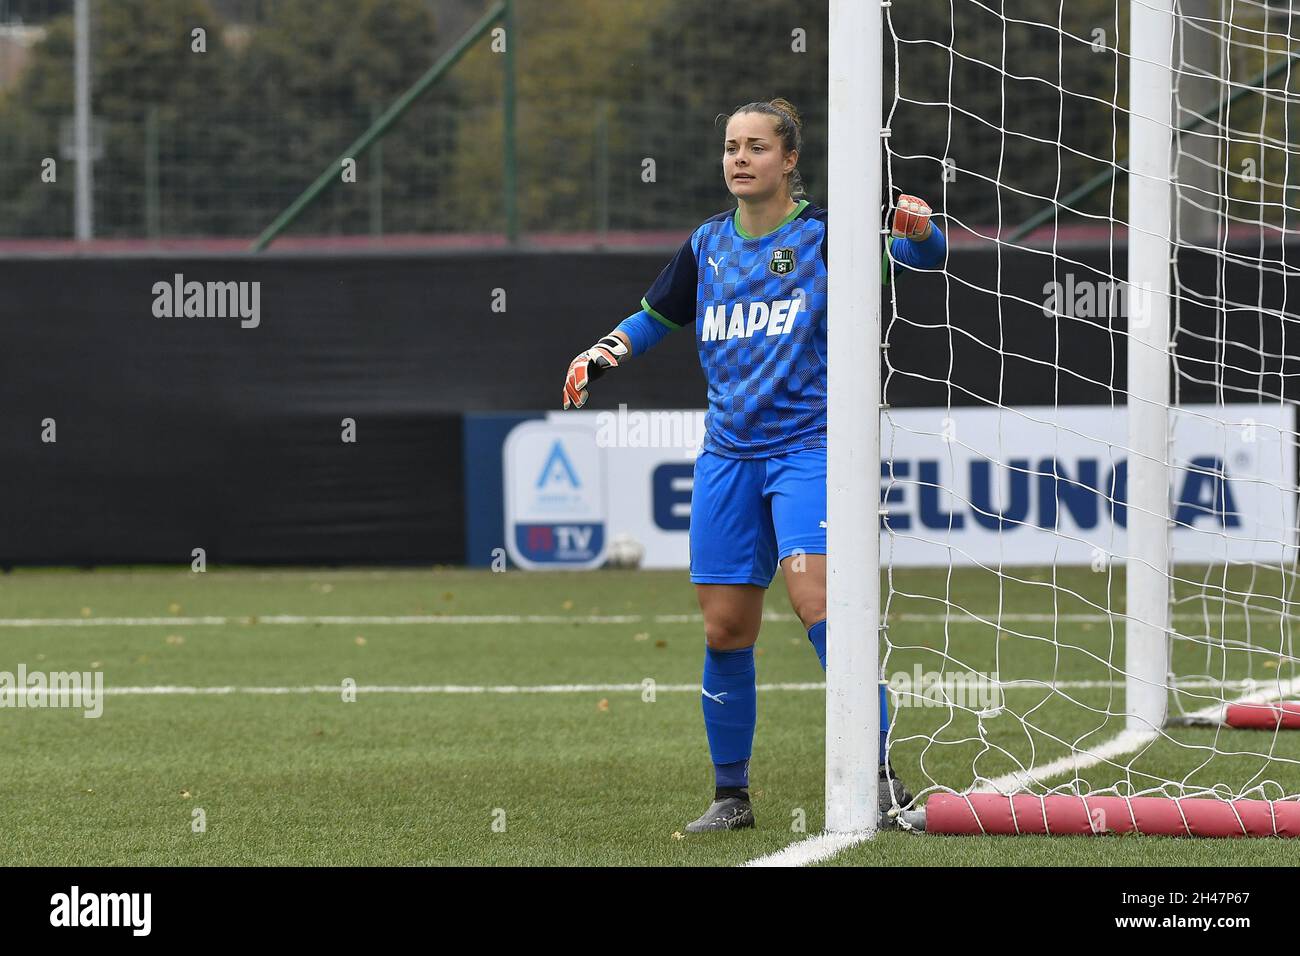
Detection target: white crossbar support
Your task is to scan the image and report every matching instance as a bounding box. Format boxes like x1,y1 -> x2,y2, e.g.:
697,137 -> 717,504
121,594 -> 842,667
1126,0 -> 1176,734
825,0 -> 882,834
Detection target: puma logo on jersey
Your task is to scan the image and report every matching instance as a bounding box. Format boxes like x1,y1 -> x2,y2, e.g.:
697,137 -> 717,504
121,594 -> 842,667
701,299 -> 803,342
707,255 -> 726,277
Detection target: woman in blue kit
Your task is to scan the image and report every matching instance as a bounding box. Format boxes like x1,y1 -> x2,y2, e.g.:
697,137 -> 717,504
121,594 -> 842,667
562,98 -> 946,832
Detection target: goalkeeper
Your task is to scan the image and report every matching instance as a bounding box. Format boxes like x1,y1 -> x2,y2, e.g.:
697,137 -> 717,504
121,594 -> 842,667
561,98 -> 945,832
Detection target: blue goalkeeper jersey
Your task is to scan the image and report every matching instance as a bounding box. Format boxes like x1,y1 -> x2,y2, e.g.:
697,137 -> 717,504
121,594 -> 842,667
636,198 -> 944,458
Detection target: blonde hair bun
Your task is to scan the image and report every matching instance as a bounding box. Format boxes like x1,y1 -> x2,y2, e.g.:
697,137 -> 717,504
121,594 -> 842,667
768,98 -> 802,131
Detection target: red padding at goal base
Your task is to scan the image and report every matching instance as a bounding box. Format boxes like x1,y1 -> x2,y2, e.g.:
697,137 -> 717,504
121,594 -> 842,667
1225,701 -> 1300,730
926,793 -> 1300,838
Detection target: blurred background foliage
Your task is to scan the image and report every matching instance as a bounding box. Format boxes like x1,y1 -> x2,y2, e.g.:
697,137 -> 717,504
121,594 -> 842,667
0,0 -> 1292,241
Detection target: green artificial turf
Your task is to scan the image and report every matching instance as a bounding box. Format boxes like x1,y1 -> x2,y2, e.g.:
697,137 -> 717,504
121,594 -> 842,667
0,566 -> 1296,866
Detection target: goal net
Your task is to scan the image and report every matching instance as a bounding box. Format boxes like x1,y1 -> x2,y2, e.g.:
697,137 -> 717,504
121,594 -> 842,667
875,0 -> 1300,836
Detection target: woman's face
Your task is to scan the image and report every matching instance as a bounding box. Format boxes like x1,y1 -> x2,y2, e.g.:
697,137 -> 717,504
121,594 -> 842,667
723,112 -> 796,201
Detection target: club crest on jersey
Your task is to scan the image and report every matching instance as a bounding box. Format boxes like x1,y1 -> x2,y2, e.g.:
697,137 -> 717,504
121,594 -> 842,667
769,248 -> 796,276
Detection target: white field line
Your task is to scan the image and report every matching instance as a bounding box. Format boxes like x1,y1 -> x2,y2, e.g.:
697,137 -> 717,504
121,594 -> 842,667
7,604 -> 1295,865
974,674 -> 1300,795
746,675 -> 1300,868
0,678 -> 1272,700
0,677 -> 1283,707
744,830 -> 872,867
5,681 -> 825,698
0,611 -> 1287,628
971,729 -> 1163,796
0,570 -> 440,582
1177,674 -> 1300,726
0,614 -> 657,627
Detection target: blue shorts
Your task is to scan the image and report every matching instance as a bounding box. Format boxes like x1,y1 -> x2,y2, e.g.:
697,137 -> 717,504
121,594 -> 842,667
689,447 -> 827,587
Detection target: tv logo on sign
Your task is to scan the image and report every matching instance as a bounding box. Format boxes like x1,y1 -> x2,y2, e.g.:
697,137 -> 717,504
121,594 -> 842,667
504,424 -> 607,569
524,523 -> 598,556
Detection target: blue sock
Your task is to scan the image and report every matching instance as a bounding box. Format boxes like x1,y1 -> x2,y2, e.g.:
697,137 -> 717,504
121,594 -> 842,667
807,619 -> 890,768
879,681 -> 890,768
702,646 -> 757,790
806,619 -> 827,670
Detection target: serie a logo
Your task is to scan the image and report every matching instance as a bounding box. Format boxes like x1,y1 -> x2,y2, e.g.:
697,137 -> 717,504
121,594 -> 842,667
769,248 -> 795,276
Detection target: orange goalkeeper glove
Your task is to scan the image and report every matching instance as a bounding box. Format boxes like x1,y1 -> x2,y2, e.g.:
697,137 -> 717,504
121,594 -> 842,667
562,334 -> 629,409
891,194 -> 933,241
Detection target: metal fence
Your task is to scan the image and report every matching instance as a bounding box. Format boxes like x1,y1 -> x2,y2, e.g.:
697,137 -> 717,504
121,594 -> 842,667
0,0 -> 1294,245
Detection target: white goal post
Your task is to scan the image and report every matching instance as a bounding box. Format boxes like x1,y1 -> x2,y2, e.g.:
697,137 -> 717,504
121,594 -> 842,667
825,0 -> 882,835
828,0 -> 1300,838
1126,0 -> 1175,735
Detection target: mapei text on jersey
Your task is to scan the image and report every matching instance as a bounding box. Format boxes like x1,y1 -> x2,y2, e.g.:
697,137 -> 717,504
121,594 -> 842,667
700,298 -> 804,341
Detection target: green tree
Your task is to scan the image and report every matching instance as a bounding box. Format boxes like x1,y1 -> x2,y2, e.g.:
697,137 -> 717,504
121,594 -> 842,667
230,0 -> 449,237
612,0 -> 830,230
93,0 -> 236,236
886,0 -> 1130,230
0,0 -> 452,239
441,0 -> 1140,236
0,0 -> 234,237
443,0 -> 700,235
